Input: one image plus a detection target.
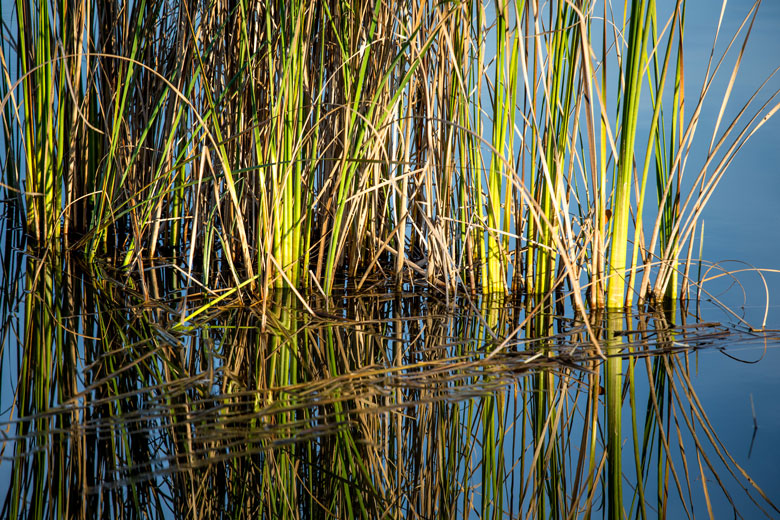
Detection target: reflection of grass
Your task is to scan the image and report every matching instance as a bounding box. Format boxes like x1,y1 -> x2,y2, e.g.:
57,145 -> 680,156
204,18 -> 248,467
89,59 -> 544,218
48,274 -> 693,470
2,253 -> 778,518
2,1 -> 777,306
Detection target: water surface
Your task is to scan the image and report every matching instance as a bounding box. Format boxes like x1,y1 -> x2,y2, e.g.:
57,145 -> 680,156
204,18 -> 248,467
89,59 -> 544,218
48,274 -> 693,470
0,252 -> 778,518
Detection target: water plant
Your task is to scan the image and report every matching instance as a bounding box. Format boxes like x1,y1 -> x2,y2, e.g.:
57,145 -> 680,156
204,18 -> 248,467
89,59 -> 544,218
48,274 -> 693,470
1,0 -> 776,308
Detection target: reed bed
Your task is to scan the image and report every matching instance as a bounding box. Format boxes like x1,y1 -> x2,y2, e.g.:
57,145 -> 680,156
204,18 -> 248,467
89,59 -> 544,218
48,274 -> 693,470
2,2 -> 779,516
1,0 -> 777,308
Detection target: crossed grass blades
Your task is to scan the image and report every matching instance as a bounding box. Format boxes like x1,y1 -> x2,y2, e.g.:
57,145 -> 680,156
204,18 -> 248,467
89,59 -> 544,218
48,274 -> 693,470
2,0 -> 778,309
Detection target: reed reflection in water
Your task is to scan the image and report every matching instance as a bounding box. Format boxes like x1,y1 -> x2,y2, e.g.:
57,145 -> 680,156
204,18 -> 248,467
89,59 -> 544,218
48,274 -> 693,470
0,250 -> 777,519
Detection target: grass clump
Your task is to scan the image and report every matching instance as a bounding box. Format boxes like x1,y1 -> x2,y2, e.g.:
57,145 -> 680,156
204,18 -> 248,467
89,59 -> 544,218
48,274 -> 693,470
1,0 -> 777,307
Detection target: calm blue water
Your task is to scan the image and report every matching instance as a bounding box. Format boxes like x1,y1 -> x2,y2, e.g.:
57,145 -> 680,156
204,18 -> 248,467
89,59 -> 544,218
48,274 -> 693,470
688,5 -> 780,507
692,1 -> 780,288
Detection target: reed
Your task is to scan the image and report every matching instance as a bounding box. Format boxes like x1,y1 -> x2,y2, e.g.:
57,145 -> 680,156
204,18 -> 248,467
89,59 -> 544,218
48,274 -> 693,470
1,1 -> 777,306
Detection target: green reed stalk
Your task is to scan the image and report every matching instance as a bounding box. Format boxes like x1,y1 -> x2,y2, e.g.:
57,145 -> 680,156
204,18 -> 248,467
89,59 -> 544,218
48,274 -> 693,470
607,0 -> 653,308
15,0 -> 60,244
627,1 -> 683,307
656,6 -> 686,303
484,2 -> 520,293
264,1 -> 308,288
595,1 -> 609,309
528,2 -> 583,300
